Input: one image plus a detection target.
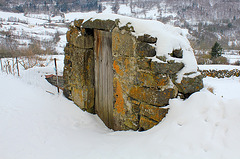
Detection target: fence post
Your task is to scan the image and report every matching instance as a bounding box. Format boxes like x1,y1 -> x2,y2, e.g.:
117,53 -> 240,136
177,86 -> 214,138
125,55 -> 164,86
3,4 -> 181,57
16,57 -> 20,77
54,58 -> 59,93
12,58 -> 15,75
0,58 -> 2,72
8,60 -> 12,74
6,60 -> 9,74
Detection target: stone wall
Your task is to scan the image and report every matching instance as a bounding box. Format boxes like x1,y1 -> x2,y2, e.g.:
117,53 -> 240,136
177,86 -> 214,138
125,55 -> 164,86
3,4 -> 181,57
111,27 -> 180,130
200,69 -> 240,78
63,18 -> 203,131
63,21 -> 95,113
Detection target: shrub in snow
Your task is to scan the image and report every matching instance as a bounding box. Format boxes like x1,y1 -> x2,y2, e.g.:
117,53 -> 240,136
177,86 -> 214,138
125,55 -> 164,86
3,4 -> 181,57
212,56 -> 228,64
233,60 -> 240,66
196,53 -> 212,65
210,42 -> 223,59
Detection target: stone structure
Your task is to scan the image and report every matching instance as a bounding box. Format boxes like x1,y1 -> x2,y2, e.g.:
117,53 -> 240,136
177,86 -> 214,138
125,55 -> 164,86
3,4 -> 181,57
200,69 -> 240,78
63,16 -> 203,131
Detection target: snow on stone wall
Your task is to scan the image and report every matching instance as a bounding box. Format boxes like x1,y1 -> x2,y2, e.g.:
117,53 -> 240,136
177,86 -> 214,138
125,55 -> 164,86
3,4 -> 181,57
63,14 -> 203,131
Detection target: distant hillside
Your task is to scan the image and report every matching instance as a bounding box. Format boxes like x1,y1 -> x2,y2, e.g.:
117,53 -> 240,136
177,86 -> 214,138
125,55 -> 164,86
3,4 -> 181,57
0,0 -> 240,50
0,0 -> 98,13
101,0 -> 240,50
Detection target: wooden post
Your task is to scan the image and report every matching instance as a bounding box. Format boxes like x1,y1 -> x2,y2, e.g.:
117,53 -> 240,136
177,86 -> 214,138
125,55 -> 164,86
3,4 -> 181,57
8,60 -> 12,74
0,58 -> 3,72
54,58 -> 59,93
12,58 -> 15,75
6,60 -> 10,74
16,57 -> 20,77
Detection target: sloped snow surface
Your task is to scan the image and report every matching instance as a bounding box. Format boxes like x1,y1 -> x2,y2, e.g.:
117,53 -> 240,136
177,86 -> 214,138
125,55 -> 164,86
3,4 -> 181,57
0,56 -> 240,159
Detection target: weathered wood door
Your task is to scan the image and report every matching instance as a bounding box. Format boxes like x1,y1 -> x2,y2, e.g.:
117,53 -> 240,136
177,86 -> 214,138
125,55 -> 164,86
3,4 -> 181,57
94,29 -> 113,129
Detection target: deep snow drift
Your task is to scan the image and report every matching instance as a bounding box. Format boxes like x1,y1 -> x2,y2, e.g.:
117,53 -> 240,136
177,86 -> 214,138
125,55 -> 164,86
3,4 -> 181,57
1,56 -> 240,159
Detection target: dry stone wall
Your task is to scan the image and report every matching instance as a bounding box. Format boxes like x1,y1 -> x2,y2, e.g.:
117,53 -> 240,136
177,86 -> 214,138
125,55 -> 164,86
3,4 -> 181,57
64,22 -> 95,113
200,69 -> 240,78
63,18 -> 203,131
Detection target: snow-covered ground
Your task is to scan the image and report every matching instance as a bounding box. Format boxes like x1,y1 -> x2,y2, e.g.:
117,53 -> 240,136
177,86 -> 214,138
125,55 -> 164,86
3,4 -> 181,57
1,55 -> 240,159
0,11 -> 68,53
198,64 -> 240,71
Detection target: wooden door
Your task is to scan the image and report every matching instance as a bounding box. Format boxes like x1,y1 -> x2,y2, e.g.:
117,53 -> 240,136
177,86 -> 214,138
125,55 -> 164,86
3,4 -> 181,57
94,29 -> 113,129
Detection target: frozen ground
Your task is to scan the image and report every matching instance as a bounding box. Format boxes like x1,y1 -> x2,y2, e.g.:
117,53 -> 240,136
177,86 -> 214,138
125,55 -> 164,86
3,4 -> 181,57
0,56 -> 240,159
198,64 -> 240,71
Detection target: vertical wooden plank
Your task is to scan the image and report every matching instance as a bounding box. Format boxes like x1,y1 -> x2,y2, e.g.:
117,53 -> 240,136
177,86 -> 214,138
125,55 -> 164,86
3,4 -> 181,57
94,29 -> 99,115
101,30 -> 106,125
99,30 -> 104,123
103,31 -> 109,126
99,30 -> 103,120
94,30 -> 113,129
107,32 -> 113,128
96,29 -> 103,121
100,31 -> 104,122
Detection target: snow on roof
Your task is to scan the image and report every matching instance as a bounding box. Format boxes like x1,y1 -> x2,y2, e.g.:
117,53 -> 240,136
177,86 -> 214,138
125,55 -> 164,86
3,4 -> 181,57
70,13 -> 198,83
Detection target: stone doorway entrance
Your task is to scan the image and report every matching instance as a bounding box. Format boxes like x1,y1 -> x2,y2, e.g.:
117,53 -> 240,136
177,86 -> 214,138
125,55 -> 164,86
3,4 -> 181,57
94,29 -> 114,129
63,18 -> 203,131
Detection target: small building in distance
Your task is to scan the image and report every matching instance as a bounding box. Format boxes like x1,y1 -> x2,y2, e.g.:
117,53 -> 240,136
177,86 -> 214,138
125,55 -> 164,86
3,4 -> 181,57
63,14 -> 203,131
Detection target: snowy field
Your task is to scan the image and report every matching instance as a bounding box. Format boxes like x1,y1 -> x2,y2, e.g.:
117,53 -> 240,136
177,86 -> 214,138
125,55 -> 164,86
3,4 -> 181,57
1,55 -> 240,159
198,64 -> 240,71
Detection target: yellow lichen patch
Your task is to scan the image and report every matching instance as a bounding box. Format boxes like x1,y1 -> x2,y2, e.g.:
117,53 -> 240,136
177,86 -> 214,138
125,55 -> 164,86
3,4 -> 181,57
65,55 -> 70,60
74,19 -> 84,28
112,32 -> 120,53
66,31 -> 71,42
140,103 -> 168,122
114,80 -> 125,115
124,114 -> 139,130
156,76 -> 169,87
141,73 -> 154,87
137,72 -> 168,88
124,58 -> 130,73
72,88 -> 84,109
129,86 -> 147,102
113,60 -> 124,76
139,116 -> 158,130
71,27 -> 79,36
131,99 -> 140,105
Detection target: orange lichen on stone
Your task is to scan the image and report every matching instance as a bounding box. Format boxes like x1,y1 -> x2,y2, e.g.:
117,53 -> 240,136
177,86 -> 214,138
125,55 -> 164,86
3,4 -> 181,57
140,103 -> 168,122
129,86 -> 147,102
74,19 -> 84,28
72,88 -> 84,109
156,77 -> 169,87
65,55 -> 70,60
114,80 -> 125,115
66,31 -> 71,42
139,116 -> 158,130
131,99 -> 140,105
81,28 -> 85,35
71,27 -> 79,36
112,32 -> 120,52
124,58 -> 130,73
113,60 -> 124,76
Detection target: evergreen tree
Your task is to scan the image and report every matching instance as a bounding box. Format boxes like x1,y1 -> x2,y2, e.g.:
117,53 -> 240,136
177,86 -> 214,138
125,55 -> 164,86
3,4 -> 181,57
210,42 -> 223,58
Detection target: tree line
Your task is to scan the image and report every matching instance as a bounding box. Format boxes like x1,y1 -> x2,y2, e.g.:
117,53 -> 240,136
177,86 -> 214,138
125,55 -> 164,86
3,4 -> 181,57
0,0 -> 98,14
